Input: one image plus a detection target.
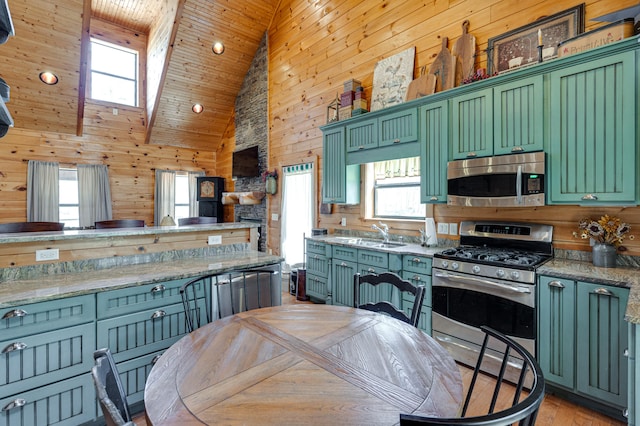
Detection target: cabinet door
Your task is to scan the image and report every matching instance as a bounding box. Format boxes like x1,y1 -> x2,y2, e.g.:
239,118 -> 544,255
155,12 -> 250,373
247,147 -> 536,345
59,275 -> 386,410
420,101 -> 448,203
451,88 -> 493,159
537,276 -> 575,389
97,279 -> 189,319
346,117 -> 378,152
379,107 -> 418,147
548,51 -> 636,205
576,282 -> 629,407
322,126 -> 360,204
403,271 -> 432,334
493,75 -> 544,155
330,258 -> 357,307
306,273 -> 329,302
116,350 -> 165,406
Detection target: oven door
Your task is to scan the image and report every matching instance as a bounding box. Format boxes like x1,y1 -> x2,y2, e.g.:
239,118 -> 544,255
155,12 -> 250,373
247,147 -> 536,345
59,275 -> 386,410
431,268 -> 536,377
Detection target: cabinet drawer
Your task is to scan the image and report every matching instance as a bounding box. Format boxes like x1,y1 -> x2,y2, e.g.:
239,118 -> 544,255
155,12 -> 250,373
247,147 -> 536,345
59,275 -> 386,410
379,107 -> 418,147
403,255 -> 432,275
1,295 -> 95,341
306,253 -> 329,277
306,273 -> 328,301
117,350 -> 165,406
0,323 -> 95,395
0,373 -> 95,426
346,117 -> 378,152
357,249 -> 388,269
332,245 -> 357,262
97,278 -> 191,319
402,271 -> 432,307
97,302 -> 189,363
306,240 -> 330,257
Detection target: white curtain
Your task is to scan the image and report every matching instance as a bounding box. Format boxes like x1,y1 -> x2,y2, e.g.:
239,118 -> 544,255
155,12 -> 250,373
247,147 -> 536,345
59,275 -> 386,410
188,171 -> 205,216
78,164 -> 113,228
154,170 -> 176,225
280,163 -> 314,270
374,157 -> 420,179
27,160 -> 60,222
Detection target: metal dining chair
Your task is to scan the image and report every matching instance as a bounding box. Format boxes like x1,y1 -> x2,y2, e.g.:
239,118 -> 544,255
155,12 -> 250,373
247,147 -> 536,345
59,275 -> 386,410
92,348 -> 135,426
354,271 -> 425,327
400,325 -> 545,426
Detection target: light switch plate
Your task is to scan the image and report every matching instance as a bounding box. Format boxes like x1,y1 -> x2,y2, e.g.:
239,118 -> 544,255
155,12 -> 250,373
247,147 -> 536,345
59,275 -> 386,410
437,222 -> 449,234
449,223 -> 458,235
36,249 -> 59,261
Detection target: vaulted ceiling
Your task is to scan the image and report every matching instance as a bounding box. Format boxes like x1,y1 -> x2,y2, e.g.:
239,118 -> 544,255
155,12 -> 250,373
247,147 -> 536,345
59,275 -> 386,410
3,0 -> 278,151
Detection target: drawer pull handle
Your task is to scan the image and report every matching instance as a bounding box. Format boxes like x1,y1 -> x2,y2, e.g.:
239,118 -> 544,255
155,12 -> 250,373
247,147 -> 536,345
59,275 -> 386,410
151,354 -> 162,365
430,196 -> 438,201
548,280 -> 565,289
358,146 -> 365,150
411,257 -> 422,263
412,275 -> 422,281
2,309 -> 27,319
2,398 -> 26,412
2,342 -> 27,353
340,262 -> 347,267
581,194 -> 598,201
623,348 -> 630,357
594,288 -> 613,296
466,152 -> 477,158
511,146 -> 524,152
367,268 -> 375,273
151,285 -> 166,293
393,138 -> 401,144
151,310 -> 166,320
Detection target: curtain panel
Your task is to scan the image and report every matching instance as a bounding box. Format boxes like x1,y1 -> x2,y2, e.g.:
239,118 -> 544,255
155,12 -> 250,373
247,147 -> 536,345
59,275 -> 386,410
187,171 -> 205,217
373,157 -> 420,180
27,160 -> 60,222
280,163 -> 315,269
78,164 -> 113,228
154,170 -> 176,226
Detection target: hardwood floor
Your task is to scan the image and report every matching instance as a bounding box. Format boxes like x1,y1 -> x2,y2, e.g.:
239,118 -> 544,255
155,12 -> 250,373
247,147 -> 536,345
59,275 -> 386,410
132,289 -> 625,426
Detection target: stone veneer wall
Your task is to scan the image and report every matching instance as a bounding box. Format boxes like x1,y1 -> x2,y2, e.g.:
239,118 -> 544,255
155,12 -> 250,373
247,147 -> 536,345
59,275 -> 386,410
234,32 -> 268,252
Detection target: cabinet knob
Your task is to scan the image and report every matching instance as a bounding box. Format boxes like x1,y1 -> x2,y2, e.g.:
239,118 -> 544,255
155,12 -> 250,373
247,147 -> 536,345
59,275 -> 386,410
430,196 -> 438,201
623,348 -> 630,357
358,145 -> 365,150
594,288 -> 613,296
411,257 -> 422,263
412,275 -> 422,281
581,194 -> 598,200
150,310 -> 166,320
2,398 -> 26,412
393,138 -> 401,144
340,262 -> 347,267
367,267 -> 376,273
2,342 -> 27,354
466,152 -> 477,158
150,284 -> 166,293
511,146 -> 524,152
2,308 -> 27,319
548,280 -> 565,289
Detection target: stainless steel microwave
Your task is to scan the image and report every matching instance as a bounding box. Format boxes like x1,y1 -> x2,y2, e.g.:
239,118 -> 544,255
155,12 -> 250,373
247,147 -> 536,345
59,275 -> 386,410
447,152 -> 545,207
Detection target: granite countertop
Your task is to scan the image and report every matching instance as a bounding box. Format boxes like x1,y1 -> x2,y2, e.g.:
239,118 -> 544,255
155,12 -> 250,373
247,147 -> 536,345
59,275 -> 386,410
0,222 -> 258,244
309,235 -> 444,257
0,251 -> 282,308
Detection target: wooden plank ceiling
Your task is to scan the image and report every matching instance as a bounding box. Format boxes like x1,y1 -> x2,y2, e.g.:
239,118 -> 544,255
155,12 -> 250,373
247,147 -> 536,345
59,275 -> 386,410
3,0 -> 277,151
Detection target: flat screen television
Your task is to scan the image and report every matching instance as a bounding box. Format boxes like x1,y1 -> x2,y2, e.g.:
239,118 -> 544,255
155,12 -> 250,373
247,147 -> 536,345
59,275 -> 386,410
232,146 -> 260,178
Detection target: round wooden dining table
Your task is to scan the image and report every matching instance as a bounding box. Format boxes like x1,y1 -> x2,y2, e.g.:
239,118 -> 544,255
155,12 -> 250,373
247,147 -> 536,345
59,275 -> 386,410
144,304 -> 463,425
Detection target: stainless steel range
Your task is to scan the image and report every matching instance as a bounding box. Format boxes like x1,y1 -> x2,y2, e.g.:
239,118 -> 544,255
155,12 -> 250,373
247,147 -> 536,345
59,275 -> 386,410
431,221 -> 553,379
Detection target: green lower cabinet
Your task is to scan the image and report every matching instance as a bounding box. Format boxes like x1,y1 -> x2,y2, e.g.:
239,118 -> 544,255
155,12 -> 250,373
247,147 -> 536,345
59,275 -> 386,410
306,273 -> 329,302
116,350 -> 165,406
402,271 -> 432,334
305,241 -> 330,302
576,281 -> 629,408
629,323 -> 639,425
538,275 -> 629,413
0,373 -> 96,426
331,258 -> 357,307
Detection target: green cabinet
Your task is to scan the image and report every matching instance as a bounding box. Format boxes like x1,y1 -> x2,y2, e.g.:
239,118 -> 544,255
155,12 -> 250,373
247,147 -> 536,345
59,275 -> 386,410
420,100 -> 449,203
402,255 -> 432,334
450,88 -> 493,159
629,323 -> 639,425
379,107 -> 418,148
305,240 -> 331,302
538,275 -> 629,412
346,116 -> 378,152
547,51 -> 637,205
321,126 -> 360,204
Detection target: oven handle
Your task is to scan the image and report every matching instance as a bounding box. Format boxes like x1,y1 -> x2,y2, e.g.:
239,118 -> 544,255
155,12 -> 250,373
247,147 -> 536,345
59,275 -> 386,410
433,271 -> 531,294
516,165 -> 522,204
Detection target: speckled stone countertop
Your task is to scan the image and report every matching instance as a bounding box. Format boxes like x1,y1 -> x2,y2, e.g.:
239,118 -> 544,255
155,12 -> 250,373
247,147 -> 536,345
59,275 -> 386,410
0,251 -> 282,308
538,259 -> 640,324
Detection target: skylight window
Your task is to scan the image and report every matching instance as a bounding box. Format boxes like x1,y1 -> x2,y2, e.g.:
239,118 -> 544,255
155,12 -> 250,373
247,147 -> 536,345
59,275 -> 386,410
90,38 -> 138,107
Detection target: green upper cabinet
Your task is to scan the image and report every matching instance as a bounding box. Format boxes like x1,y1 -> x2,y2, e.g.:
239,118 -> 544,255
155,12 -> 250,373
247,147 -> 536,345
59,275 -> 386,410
451,88 -> 493,159
420,100 -> 449,203
493,75 -> 544,155
346,116 -> 378,152
379,107 -> 418,147
547,51 -> 637,205
322,126 -> 360,204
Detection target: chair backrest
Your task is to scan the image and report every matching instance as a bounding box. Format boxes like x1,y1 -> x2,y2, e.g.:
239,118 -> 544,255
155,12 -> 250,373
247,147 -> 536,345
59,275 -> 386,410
92,348 -> 132,426
178,216 -> 218,226
95,219 -> 145,229
354,271 -> 425,327
0,221 -> 64,233
399,325 -> 545,426
180,274 -> 214,333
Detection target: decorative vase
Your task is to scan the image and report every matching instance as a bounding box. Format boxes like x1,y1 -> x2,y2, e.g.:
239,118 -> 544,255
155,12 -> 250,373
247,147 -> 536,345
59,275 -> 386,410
592,243 -> 617,268
265,176 -> 277,195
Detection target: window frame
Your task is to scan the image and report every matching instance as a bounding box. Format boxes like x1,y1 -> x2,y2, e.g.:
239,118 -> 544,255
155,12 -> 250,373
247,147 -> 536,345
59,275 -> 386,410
59,167 -> 80,229
364,162 -> 425,221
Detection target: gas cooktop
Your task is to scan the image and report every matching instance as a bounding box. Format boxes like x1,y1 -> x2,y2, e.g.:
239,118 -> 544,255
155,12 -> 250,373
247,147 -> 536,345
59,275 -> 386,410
436,246 -> 550,268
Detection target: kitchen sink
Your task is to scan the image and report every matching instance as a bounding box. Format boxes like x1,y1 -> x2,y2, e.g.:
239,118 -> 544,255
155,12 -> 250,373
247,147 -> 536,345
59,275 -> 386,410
327,237 -> 405,248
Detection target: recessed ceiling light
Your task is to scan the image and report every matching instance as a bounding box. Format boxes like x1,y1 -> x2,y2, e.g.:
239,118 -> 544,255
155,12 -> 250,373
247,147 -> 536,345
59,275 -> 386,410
192,104 -> 204,114
212,41 -> 225,55
39,71 -> 59,85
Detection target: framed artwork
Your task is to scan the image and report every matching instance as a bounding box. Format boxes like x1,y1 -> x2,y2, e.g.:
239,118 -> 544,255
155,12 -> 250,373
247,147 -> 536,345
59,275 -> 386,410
197,176 -> 222,201
370,47 -> 415,111
488,4 -> 584,74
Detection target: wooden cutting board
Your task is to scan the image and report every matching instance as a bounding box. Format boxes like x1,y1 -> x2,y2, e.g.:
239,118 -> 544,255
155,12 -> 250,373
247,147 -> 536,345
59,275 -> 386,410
405,66 -> 436,100
427,37 -> 456,93
452,20 -> 476,86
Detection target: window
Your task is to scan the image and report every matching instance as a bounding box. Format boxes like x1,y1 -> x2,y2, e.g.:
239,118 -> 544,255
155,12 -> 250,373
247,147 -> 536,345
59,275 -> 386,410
90,38 -> 138,106
59,168 -> 79,228
368,158 -> 423,220
174,173 -> 190,220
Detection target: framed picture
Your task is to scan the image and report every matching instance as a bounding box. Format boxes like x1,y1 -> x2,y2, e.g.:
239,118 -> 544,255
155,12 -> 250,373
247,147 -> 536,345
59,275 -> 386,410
370,47 -> 415,111
197,176 -> 223,201
488,4 -> 584,74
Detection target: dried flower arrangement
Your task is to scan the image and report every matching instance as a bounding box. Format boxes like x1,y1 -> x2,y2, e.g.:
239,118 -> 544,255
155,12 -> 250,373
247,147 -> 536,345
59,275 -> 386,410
573,215 -> 633,247
261,169 -> 278,182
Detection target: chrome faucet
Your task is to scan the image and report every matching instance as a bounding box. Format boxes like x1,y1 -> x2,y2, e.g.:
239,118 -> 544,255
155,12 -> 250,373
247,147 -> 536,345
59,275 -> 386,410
372,222 -> 389,243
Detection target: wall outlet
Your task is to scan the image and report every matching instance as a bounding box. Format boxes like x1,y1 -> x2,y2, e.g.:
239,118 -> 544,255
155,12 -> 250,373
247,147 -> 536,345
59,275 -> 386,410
340,217 -> 347,226
36,249 -> 59,261
271,213 -> 279,221
449,222 -> 458,235
207,235 -> 222,245
437,222 -> 449,234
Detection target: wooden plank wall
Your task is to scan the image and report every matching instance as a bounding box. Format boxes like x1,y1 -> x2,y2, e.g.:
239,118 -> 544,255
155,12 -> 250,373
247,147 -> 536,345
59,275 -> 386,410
266,0 -> 640,258
0,19 -> 216,226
